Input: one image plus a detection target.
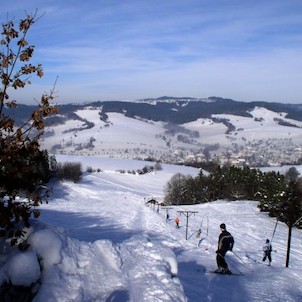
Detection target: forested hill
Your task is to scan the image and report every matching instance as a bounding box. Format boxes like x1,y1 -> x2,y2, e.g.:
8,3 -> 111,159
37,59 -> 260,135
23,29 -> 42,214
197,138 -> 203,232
5,96 -> 302,166
6,96 -> 302,125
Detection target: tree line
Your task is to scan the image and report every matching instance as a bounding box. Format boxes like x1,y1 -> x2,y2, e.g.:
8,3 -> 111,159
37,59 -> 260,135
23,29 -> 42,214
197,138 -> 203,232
164,165 -> 302,229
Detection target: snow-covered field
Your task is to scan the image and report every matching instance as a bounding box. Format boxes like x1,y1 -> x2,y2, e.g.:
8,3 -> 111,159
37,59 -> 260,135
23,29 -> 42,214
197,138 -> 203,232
41,106 -> 302,165
1,155 -> 302,302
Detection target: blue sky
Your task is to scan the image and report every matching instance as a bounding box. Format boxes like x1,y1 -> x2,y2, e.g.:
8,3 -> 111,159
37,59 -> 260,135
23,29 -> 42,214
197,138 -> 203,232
1,0 -> 302,104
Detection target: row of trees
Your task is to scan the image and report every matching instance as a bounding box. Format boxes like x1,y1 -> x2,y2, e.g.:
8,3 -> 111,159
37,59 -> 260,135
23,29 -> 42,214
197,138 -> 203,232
164,166 -> 302,229
164,165 -> 302,267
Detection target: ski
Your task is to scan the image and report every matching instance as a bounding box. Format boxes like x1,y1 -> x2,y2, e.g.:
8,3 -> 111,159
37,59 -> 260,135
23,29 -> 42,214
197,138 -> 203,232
207,270 -> 244,276
245,253 -> 273,266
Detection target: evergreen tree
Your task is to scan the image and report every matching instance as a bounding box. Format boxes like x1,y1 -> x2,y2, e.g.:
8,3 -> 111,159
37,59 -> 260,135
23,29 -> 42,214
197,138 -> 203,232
274,178 -> 302,267
257,171 -> 287,213
285,167 -> 300,182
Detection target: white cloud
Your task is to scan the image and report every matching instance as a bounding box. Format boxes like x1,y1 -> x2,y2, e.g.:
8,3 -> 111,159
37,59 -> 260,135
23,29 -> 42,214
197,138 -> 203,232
1,0 -> 302,103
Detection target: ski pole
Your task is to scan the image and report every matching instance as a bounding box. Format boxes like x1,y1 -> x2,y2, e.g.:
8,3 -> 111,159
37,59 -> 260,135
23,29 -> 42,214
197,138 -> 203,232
217,253 -> 244,275
231,251 -> 253,271
227,260 -> 244,275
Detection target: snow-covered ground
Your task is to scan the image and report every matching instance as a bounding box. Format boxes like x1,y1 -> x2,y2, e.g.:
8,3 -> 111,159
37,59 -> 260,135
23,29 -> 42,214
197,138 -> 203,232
1,155 -> 302,302
41,106 -> 302,165
211,107 -> 302,142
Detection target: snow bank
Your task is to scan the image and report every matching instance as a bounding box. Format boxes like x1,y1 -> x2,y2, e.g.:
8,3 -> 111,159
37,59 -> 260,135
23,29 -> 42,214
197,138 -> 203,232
6,251 -> 40,287
0,222 -> 185,302
29,229 -> 62,269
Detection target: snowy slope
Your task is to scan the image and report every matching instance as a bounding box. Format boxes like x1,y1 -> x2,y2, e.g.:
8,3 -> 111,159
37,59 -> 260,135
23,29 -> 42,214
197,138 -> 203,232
41,106 -> 302,165
1,156 -> 302,302
212,107 -> 302,142
45,110 -> 167,152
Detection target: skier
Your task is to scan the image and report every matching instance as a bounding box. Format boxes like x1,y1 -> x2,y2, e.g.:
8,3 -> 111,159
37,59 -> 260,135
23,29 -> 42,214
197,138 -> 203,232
215,223 -> 234,274
166,213 -> 170,222
262,239 -> 272,265
196,229 -> 202,247
175,217 -> 180,228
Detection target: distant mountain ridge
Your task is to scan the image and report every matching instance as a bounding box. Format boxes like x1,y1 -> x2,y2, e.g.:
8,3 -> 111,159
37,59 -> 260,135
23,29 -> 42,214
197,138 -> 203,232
6,96 -> 302,125
5,96 -> 302,166
73,96 -> 302,124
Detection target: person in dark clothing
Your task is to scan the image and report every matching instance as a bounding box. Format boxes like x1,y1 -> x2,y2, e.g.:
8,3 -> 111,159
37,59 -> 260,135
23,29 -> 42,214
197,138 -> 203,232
215,223 -> 234,274
262,239 -> 272,265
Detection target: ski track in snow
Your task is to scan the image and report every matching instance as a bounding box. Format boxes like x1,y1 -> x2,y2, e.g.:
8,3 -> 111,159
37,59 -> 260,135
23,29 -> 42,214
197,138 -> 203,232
30,159 -> 302,302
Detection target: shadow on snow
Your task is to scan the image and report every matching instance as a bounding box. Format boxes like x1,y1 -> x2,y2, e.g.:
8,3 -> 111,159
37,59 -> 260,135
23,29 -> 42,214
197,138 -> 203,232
38,208 -> 248,302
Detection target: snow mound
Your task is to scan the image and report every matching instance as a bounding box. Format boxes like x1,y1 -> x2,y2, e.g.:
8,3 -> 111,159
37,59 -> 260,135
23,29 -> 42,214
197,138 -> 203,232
0,222 -> 185,302
29,228 -> 62,269
6,251 -> 40,287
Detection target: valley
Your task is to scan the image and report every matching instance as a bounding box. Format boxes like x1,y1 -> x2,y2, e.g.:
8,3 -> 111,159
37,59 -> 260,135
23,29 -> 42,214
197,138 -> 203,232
39,98 -> 302,167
